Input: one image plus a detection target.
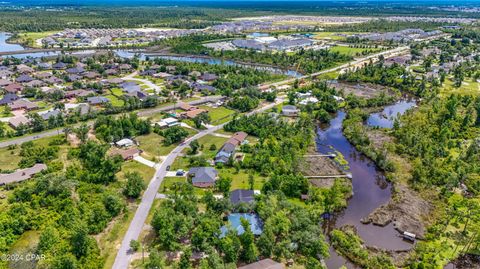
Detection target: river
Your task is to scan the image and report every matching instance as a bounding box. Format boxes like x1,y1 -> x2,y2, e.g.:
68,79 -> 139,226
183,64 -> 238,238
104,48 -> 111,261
317,100 -> 417,268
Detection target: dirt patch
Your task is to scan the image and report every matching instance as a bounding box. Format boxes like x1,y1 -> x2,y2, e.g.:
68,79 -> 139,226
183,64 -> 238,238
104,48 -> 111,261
362,184 -> 432,239
310,178 -> 336,189
448,254 -> 480,269
328,81 -> 393,98
337,225 -> 413,267
366,129 -> 394,150
298,156 -> 343,176
67,133 -> 80,147
367,245 -> 413,267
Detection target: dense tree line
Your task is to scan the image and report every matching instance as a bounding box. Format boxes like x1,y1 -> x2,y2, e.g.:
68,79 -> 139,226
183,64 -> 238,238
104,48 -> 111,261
94,113 -> 151,143
0,137 -> 132,268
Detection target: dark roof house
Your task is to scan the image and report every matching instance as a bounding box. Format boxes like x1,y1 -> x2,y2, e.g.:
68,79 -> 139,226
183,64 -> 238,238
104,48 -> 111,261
230,189 -> 256,205
188,167 -> 218,188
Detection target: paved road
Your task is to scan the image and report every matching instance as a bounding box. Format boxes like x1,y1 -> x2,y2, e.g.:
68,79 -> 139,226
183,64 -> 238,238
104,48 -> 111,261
260,46 -> 410,88
122,72 -> 163,94
112,98 -> 283,269
0,97 -> 223,148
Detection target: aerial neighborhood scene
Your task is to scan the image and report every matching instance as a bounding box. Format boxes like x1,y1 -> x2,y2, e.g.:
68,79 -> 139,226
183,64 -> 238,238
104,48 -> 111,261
0,0 -> 479,269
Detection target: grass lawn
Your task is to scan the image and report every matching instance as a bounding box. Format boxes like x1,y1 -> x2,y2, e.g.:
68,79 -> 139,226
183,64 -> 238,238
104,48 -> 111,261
196,134 -> 228,159
198,105 -> 236,124
105,94 -> 124,107
316,71 -> 340,80
99,211 -> 134,269
313,32 -> 354,41
137,129 -> 197,158
0,145 -> 22,171
170,156 -> 191,171
10,31 -> 58,47
0,105 -> 13,117
329,46 -> 380,56
159,176 -> 187,193
441,78 -> 480,96
218,168 -> 267,190
117,160 -> 155,185
110,88 -> 124,96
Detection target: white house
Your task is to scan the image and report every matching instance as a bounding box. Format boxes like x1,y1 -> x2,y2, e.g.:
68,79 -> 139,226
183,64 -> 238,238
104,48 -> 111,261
115,138 -> 134,147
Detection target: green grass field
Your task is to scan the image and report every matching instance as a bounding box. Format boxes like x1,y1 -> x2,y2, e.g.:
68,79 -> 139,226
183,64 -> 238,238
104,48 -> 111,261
9,31 -> 58,47
329,46 -> 380,56
441,78 -> 480,96
137,128 -> 197,158
199,105 -> 236,124
196,134 -> 228,158
313,32 -> 354,41
116,160 -> 155,185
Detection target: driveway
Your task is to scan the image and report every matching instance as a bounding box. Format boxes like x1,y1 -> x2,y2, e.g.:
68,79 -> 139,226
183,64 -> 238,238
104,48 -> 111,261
113,97 -> 284,269
133,156 -> 156,168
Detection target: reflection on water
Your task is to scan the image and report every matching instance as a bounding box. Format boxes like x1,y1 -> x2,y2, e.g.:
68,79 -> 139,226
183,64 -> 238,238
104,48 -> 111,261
116,50 -> 303,77
367,99 -> 417,128
318,111 -> 413,268
0,32 -> 25,53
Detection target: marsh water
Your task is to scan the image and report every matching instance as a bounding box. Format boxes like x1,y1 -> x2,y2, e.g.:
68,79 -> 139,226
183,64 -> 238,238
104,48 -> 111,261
367,98 -> 417,128
318,99 -> 417,268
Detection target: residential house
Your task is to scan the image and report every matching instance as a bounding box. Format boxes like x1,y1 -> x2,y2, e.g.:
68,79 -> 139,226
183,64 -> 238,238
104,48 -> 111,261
190,82 -> 217,93
87,96 -> 110,105
119,64 -> 132,72
128,90 -> 149,100
3,81 -> 22,94
8,115 -> 30,129
0,163 -> 47,185
230,189 -> 256,205
43,76 -> 63,85
227,131 -> 248,146
199,73 -> 218,82
16,74 -> 34,83
178,102 -> 197,111
67,74 -> 82,82
25,80 -> 45,88
37,62 -> 52,69
9,99 -> 38,111
0,70 -> 14,79
83,71 -> 100,79
16,64 -> 34,74
0,79 -> 12,87
188,167 -> 218,188
66,67 -> 85,74
104,68 -> 118,76
155,117 -> 179,128
35,72 -> 52,79
65,89 -> 95,99
215,131 -> 248,164
0,93 -> 19,105
39,109 -> 62,120
215,142 -> 236,164
52,62 -> 67,70
115,138 -> 134,148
